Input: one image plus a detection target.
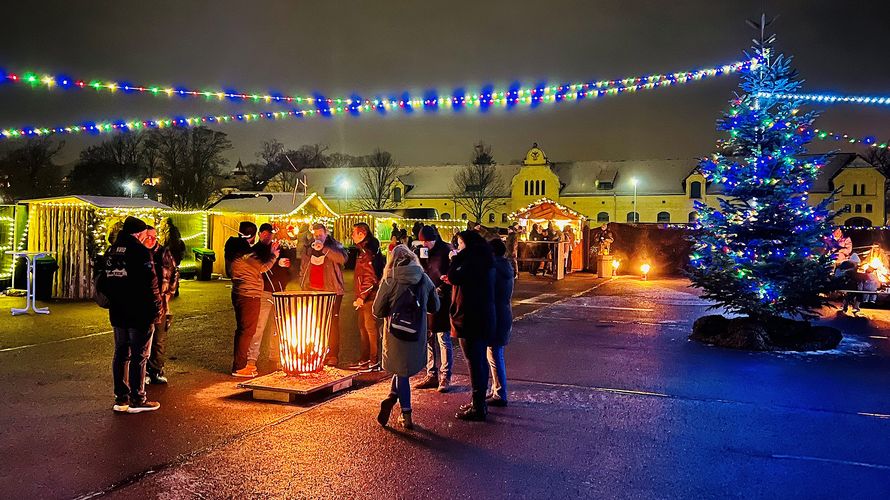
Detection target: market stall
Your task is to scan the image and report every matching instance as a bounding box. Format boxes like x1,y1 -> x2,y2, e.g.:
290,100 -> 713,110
206,192 -> 338,276
510,198 -> 586,276
335,210 -> 466,251
17,195 -> 172,299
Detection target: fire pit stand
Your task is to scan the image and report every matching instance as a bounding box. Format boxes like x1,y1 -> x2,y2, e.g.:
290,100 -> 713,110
238,367 -> 358,402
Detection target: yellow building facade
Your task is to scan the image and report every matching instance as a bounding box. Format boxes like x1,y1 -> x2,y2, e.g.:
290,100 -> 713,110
296,145 -> 887,227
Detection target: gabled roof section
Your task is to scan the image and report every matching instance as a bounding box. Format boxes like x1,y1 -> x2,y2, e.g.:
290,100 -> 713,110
20,195 -> 171,209
207,192 -> 337,217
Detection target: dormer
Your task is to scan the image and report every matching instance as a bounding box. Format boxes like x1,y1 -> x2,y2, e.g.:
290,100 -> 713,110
684,168 -> 706,200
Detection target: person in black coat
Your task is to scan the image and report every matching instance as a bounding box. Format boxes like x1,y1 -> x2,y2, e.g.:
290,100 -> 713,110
487,238 -> 515,406
99,216 -> 163,414
413,225 -> 454,392
445,230 -> 496,421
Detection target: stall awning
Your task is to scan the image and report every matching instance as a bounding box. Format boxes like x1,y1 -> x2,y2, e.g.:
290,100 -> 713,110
511,198 -> 585,221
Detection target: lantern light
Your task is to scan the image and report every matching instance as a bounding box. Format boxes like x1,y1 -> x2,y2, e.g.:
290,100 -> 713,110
641,263 -> 651,280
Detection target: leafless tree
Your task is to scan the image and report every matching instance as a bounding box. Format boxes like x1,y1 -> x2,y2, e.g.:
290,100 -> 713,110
277,144 -> 329,192
452,142 -> 506,222
0,137 -> 65,201
145,127 -> 232,208
356,148 -> 400,211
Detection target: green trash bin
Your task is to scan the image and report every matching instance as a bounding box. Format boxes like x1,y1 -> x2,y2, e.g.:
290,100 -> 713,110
193,248 -> 215,281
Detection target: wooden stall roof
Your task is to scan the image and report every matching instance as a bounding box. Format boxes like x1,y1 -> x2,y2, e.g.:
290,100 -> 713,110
206,192 -> 337,217
512,198 -> 585,221
20,195 -> 171,209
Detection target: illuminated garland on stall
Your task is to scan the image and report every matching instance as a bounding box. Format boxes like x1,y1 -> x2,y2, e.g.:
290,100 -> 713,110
0,214 -> 15,280
758,92 -> 890,107
0,59 -> 756,140
508,197 -> 586,220
1,59 -> 755,107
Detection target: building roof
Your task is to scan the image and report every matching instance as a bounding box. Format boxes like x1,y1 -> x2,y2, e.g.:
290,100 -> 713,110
207,192 -> 337,216
20,195 -> 171,209
553,159 -> 696,196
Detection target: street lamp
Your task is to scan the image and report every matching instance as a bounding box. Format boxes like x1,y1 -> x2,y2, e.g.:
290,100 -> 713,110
641,263 -> 651,280
339,179 -> 350,211
631,177 -> 639,223
123,180 -> 136,198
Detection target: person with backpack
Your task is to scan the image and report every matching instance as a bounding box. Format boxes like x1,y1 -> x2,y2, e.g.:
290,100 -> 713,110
444,230 -> 496,421
373,245 -> 439,430
487,238 -> 515,407
99,216 -> 163,414
349,222 -> 384,371
413,225 -> 455,393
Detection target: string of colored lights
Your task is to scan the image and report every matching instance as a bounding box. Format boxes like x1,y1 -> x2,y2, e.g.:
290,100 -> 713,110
811,128 -> 888,149
0,60 -> 757,140
758,92 -> 890,107
1,59 -> 755,108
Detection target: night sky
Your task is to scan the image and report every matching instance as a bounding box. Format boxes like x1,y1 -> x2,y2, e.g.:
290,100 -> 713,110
1,0 -> 888,167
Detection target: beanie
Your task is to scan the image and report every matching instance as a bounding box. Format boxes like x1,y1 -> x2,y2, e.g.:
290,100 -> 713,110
238,221 -> 258,238
121,216 -> 148,235
418,225 -> 437,242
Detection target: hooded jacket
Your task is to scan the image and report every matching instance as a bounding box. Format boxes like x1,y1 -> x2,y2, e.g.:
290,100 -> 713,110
100,232 -> 162,328
299,235 -> 347,295
373,263 -> 439,377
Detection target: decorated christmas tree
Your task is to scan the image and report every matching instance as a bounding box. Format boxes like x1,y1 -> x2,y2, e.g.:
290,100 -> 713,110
689,23 -> 838,321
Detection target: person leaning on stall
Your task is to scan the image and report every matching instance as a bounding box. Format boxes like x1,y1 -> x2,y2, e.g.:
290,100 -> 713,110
98,216 -> 163,414
142,225 -> 179,386
373,244 -> 440,430
299,223 -> 348,366
229,222 -> 279,378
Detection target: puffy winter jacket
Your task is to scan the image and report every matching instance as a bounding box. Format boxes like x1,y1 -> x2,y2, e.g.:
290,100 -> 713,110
100,232 -> 162,328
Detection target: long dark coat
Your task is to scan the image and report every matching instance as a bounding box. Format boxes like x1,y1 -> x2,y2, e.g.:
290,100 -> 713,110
416,238 -> 453,333
447,245 -> 496,342
491,256 -> 515,347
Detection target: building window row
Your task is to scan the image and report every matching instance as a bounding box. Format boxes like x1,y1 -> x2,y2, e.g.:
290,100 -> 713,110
524,179 -> 546,196
852,183 -> 867,196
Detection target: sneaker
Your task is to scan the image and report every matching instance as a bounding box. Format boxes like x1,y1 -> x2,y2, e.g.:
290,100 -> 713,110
437,378 -> 451,393
398,411 -> 414,430
360,362 -> 382,373
348,360 -> 370,370
147,373 -> 168,385
112,402 -> 129,413
232,366 -> 258,378
127,401 -> 161,413
415,376 -> 439,390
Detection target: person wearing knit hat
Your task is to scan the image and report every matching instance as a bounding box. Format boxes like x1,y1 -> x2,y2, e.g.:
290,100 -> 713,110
97,216 -> 162,413
413,225 -> 455,393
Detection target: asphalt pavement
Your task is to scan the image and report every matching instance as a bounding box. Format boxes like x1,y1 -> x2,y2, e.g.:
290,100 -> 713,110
2,274 -> 890,499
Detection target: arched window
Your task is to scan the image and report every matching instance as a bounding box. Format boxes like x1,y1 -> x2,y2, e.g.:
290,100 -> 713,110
657,211 -> 670,223
853,184 -> 858,196
690,181 -> 702,199
461,213 -> 468,220
488,213 -> 495,223
626,212 -> 639,223
845,216 -> 871,227
501,213 -> 508,223
541,180 -> 546,196
597,212 -> 609,223
392,186 -> 402,203
861,184 -> 867,195
524,180 -> 529,196
535,180 -> 540,196
688,211 -> 698,223
441,213 -> 451,220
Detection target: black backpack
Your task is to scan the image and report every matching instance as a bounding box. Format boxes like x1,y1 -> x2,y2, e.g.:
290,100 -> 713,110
389,282 -> 423,342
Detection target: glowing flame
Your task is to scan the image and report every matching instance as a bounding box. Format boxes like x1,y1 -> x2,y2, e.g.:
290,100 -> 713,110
273,291 -> 337,374
612,259 -> 620,270
641,263 -> 651,275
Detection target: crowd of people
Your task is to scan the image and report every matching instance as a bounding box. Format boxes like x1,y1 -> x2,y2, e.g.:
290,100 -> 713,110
525,221 -> 577,276
98,216 -> 516,426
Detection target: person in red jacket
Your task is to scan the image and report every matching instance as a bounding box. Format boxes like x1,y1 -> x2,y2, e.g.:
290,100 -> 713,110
299,223 -> 348,366
349,222 -> 384,371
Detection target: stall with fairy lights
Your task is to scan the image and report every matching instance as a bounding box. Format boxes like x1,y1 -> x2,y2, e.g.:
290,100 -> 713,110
206,192 -> 338,276
334,211 -> 467,251
510,198 -> 586,278
16,196 -> 173,299
0,205 -> 17,287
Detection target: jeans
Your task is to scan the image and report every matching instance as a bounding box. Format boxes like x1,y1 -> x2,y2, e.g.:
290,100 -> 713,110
112,325 -> 154,405
487,345 -> 507,401
426,330 -> 453,381
147,317 -> 167,377
358,300 -> 380,364
249,292 -> 278,362
460,338 -> 490,411
232,293 -> 261,371
326,295 -> 344,362
390,375 -> 411,412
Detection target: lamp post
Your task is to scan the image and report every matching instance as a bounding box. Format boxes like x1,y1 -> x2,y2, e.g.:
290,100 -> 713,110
339,179 -> 350,212
123,180 -> 136,198
631,177 -> 639,223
